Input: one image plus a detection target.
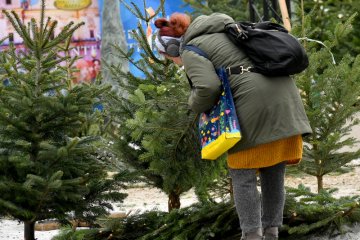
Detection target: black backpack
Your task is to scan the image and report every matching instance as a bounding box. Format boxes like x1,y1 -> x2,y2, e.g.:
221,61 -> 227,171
224,21 -> 309,76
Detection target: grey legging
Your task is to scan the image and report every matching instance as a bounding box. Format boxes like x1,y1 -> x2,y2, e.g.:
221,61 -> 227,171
229,161 -> 286,234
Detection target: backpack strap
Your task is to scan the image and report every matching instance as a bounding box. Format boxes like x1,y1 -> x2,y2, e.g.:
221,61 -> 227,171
182,45 -> 210,88
183,44 -> 251,76
183,44 -> 209,59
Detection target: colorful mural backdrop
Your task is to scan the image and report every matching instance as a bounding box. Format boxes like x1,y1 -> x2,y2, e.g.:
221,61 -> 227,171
0,0 -> 191,79
0,0 -> 101,84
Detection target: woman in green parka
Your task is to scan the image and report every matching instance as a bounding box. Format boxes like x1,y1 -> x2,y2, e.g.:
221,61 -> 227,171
155,12 -> 312,240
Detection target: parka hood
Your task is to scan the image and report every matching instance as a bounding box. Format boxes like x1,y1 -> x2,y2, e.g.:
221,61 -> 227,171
182,13 -> 234,45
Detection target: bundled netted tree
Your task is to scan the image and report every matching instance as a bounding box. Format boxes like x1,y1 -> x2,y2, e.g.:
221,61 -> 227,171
282,185 -> 360,238
103,0 -> 227,212
53,185 -> 360,240
0,2 -> 132,240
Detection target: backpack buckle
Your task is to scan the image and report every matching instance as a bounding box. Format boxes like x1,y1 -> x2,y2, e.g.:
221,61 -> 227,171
233,23 -> 248,40
226,66 -> 252,76
241,66 -> 252,73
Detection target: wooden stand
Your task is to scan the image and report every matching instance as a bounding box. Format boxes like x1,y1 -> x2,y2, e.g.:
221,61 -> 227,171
278,0 -> 291,31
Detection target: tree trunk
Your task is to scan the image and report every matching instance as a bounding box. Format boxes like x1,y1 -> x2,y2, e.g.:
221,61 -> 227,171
168,191 -> 181,212
317,175 -> 323,193
24,221 -> 35,240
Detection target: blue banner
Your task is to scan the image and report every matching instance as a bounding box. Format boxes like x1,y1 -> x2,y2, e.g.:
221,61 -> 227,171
99,0 -> 192,76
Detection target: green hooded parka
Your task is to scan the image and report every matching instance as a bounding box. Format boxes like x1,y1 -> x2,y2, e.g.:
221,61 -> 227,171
180,13 -> 312,153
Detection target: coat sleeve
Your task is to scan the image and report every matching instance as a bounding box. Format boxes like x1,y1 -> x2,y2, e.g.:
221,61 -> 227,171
181,49 -> 222,113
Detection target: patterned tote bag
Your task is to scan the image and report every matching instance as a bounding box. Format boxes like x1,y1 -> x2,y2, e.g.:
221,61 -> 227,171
199,68 -> 241,160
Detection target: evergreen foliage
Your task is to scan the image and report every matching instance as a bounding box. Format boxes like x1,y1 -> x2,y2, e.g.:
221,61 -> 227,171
55,185 -> 360,240
296,0 -> 360,57
104,0 -> 227,211
56,202 -> 239,240
52,227 -> 99,240
0,1 -> 131,239
295,13 -> 360,192
183,0 -> 248,20
283,185 -> 360,238
184,0 -> 360,57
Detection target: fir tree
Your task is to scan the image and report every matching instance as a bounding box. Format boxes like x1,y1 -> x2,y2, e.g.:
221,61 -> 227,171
184,0 -> 287,22
295,12 -> 360,192
183,0 -> 248,20
104,0 -> 227,211
0,2 -> 130,239
298,0 -> 360,57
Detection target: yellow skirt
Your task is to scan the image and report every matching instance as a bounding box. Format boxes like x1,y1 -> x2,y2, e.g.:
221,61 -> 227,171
228,135 -> 303,169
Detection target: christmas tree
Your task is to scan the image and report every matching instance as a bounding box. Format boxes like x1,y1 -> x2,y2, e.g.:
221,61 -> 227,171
184,0 -> 288,22
295,12 -> 360,192
104,0 -> 227,211
183,0 -> 248,20
299,0 -> 360,57
0,1 -> 130,239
